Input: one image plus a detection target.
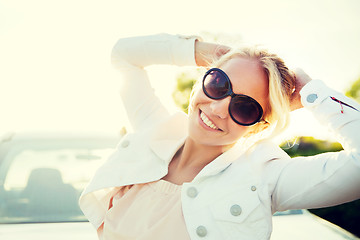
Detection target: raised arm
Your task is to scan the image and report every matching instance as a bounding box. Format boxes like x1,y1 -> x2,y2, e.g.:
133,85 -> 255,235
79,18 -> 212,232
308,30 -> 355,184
111,34 -> 199,131
270,77 -> 360,212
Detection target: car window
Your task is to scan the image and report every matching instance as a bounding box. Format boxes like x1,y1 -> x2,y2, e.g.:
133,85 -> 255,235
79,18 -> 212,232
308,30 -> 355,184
0,143 -> 114,223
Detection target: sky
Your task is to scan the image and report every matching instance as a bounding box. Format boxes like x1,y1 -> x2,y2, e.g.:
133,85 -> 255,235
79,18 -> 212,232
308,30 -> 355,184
1,0 -> 360,141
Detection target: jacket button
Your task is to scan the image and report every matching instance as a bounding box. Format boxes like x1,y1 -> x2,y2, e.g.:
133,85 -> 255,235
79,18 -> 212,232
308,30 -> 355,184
187,187 -> 198,198
196,225 -> 207,237
121,140 -> 130,148
230,204 -> 242,216
307,94 -> 318,103
251,185 -> 257,191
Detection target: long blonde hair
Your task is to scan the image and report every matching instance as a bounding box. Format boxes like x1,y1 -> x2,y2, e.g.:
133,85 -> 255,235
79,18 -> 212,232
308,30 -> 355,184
189,46 -> 295,141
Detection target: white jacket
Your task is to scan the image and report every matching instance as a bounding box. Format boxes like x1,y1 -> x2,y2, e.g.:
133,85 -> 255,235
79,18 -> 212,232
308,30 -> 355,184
79,34 -> 360,240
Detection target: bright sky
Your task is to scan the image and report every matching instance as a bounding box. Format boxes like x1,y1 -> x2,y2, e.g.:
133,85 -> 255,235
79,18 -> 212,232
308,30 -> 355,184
1,0 -> 360,141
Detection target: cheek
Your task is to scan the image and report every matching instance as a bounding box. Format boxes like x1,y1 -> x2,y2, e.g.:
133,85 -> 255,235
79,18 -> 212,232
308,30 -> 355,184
189,88 -> 208,113
228,123 -> 249,139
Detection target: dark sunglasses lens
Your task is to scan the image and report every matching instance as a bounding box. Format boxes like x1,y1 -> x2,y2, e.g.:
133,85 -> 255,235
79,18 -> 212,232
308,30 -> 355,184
229,96 -> 262,125
203,70 -> 229,98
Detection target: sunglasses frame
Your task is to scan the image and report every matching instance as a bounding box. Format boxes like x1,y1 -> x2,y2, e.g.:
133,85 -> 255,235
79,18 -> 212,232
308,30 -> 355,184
202,68 -> 265,126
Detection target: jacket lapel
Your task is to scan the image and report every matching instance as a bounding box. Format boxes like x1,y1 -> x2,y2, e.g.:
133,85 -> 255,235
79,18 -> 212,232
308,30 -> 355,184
148,112 -> 188,165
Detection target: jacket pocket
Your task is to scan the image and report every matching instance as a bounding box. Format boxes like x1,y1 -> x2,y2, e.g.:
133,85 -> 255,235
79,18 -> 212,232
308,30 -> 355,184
209,186 -> 261,224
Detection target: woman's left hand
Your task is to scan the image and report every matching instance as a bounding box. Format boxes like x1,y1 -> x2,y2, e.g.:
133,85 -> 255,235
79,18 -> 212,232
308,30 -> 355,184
290,68 -> 313,111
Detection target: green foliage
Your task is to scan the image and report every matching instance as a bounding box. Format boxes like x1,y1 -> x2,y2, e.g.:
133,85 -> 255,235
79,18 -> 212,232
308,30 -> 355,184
172,71 -> 199,113
280,136 -> 343,157
345,77 -> 360,102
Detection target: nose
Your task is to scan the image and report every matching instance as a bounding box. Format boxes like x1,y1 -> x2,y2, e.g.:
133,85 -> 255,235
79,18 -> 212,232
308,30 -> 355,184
210,97 -> 231,119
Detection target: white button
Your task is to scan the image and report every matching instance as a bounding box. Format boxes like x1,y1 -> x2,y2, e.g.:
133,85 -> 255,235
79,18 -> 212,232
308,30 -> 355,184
230,204 -> 242,216
196,225 -> 207,237
187,187 -> 198,198
307,94 -> 318,103
251,185 -> 257,191
121,140 -> 130,148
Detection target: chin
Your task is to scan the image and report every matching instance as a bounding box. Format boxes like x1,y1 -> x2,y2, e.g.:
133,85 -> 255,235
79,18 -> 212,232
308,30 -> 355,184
187,125 -> 235,149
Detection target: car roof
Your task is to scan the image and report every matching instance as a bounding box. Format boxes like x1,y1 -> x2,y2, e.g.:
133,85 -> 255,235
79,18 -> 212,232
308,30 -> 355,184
2,131 -> 121,141
0,131 -> 124,163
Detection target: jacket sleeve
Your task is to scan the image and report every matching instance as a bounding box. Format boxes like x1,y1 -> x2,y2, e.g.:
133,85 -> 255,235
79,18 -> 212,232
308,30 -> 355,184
111,34 -> 199,131
271,80 -> 360,212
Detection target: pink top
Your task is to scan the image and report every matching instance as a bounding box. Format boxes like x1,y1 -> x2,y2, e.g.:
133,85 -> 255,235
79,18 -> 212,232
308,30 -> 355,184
97,180 -> 191,240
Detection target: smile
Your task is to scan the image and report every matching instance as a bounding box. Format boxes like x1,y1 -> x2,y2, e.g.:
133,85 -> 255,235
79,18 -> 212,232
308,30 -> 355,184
200,110 -> 221,131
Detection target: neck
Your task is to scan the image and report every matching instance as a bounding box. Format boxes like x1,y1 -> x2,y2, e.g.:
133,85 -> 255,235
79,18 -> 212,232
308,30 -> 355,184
163,137 -> 237,185
175,137 -> 233,171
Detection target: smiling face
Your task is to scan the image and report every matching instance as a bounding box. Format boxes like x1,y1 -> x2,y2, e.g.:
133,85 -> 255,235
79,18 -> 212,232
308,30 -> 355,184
188,57 -> 269,149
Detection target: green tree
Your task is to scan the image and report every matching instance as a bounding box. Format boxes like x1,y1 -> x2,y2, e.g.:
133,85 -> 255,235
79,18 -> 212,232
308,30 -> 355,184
172,70 -> 200,113
280,136 -> 343,157
345,77 -> 360,102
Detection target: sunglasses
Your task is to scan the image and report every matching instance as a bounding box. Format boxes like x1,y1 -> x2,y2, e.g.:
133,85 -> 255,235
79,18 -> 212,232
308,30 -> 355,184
202,68 -> 266,126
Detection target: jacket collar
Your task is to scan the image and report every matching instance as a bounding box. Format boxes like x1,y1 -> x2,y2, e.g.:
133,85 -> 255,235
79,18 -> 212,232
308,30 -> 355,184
148,112 -> 188,165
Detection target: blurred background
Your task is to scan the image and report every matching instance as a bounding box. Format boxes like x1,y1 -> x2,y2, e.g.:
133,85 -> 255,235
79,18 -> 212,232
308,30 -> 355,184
1,0 -> 359,237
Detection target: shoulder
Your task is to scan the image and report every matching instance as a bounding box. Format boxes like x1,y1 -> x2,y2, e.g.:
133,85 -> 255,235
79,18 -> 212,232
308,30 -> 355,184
247,140 -> 291,164
241,140 -> 293,189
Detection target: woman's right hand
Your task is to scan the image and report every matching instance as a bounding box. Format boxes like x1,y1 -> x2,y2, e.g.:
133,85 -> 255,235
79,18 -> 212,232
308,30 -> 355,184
195,40 -> 231,67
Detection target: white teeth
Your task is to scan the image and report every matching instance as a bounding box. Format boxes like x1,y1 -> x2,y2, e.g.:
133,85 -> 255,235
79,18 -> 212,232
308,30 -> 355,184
200,112 -> 218,130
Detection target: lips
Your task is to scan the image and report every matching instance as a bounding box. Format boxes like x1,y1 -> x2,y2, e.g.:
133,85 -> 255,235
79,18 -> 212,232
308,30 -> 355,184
199,110 -> 222,131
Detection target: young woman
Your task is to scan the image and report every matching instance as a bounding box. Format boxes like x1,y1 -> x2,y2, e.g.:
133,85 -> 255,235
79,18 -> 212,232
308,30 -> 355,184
80,34 -> 360,240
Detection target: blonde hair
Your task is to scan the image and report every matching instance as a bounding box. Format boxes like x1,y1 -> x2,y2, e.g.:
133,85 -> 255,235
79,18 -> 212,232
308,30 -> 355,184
189,46 -> 295,141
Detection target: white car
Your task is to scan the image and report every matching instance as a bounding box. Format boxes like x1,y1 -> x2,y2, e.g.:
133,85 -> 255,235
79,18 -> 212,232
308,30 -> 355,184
0,132 -> 358,240
0,131 -> 121,240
